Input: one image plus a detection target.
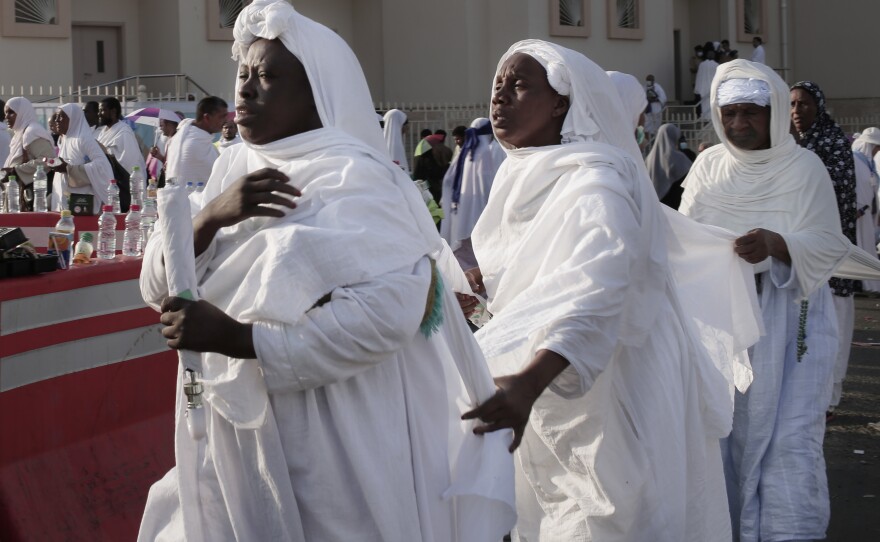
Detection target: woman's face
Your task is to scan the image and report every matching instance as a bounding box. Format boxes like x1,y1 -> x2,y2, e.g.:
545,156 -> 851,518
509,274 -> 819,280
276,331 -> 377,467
56,111 -> 70,135
235,38 -> 322,145
491,53 -> 569,149
790,88 -> 817,134
5,107 -> 16,129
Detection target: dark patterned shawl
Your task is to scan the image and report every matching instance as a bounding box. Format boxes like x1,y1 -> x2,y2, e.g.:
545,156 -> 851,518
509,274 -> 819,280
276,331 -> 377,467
791,80 -> 858,296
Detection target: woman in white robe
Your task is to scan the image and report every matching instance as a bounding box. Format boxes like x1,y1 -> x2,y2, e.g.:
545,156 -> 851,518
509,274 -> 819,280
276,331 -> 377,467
49,104 -> 113,213
460,39 -> 760,542
383,108 -> 410,174
2,97 -> 55,209
137,1 -> 514,541
439,117 -> 505,270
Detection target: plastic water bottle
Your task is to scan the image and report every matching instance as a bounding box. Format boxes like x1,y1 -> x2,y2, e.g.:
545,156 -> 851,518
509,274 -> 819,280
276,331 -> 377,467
55,209 -> 75,235
196,181 -> 206,193
0,182 -> 7,213
141,198 -> 158,247
6,176 -> 20,213
185,181 -> 195,195
129,166 -> 144,209
107,179 -> 121,213
33,165 -> 48,212
146,177 -> 158,202
97,205 -> 117,259
122,204 -> 142,257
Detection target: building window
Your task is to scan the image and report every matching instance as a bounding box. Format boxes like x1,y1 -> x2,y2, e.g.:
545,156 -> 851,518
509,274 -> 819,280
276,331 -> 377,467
550,0 -> 590,38
207,0 -> 251,40
1,0 -> 70,37
737,0 -> 768,42
607,0 -> 644,40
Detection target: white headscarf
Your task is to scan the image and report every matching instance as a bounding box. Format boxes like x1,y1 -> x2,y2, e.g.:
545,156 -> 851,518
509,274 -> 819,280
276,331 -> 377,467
54,103 -> 112,212
4,97 -> 53,167
645,123 -> 692,199
853,127 -> 880,158
382,108 -> 409,172
606,70 -> 648,131
680,59 -> 880,297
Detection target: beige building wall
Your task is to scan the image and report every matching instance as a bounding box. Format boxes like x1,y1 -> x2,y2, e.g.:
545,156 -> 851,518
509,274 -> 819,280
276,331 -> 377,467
0,37 -> 72,92
72,0 -> 140,78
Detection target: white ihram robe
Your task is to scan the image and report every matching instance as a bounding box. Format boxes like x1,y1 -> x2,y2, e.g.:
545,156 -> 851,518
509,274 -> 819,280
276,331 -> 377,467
98,120 -> 147,173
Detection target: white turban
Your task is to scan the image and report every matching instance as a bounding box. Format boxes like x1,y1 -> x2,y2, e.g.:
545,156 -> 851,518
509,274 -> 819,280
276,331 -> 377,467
716,78 -> 771,108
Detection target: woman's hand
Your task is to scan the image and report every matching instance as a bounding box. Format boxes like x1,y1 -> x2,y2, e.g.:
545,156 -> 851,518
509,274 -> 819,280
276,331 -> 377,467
461,349 -> 570,452
462,373 -> 540,452
193,168 -> 300,255
160,296 -> 256,359
50,158 -> 68,174
464,266 -> 486,296
149,146 -> 165,161
456,292 -> 480,317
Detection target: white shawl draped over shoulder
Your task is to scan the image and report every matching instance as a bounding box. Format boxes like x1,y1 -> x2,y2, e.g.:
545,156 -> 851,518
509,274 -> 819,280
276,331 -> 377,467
680,59 -> 880,297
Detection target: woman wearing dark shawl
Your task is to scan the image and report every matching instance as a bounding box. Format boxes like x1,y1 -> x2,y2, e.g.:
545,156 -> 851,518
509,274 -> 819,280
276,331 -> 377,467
790,80 -> 858,420
645,123 -> 693,208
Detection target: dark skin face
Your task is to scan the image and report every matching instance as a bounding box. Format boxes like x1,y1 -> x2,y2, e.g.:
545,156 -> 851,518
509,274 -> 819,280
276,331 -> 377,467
4,106 -> 15,130
159,119 -> 178,137
221,120 -> 238,140
491,53 -> 569,149
720,103 -> 771,150
55,110 -> 70,135
97,103 -> 117,127
790,88 -> 818,134
83,104 -> 99,127
236,38 -> 322,145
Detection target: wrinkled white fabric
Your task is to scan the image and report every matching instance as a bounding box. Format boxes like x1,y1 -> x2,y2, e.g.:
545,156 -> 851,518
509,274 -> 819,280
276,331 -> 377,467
716,78 -> 771,108
164,119 -> 219,184
138,1 -> 515,541
606,71 -> 648,131
852,139 -> 880,291
53,104 -> 112,213
440,118 -> 505,253
646,123 -> 692,199
473,39 -> 761,542
97,119 -> 146,174
4,97 -> 52,167
217,134 -> 242,148
383,109 -> 410,173
750,44 -> 766,64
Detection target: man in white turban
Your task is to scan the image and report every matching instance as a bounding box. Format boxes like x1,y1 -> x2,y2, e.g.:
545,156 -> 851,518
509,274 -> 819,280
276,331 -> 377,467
680,59 -> 880,542
136,1 -> 515,540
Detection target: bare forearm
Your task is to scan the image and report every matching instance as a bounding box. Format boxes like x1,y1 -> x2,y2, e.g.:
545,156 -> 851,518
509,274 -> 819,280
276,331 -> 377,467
769,232 -> 791,265
192,213 -> 221,257
519,349 -> 571,398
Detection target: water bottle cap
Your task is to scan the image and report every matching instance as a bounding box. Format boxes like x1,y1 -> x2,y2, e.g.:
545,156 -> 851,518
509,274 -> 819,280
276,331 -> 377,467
60,210 -> 72,217
197,182 -> 205,186
130,204 -> 141,211
81,232 -> 93,242
186,181 -> 194,186
110,179 -> 117,184
102,205 -> 113,212
132,166 -> 140,172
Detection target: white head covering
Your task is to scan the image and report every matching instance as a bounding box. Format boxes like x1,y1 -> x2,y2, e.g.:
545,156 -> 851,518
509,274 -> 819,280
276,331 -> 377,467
853,127 -> 880,158
645,123 -> 692,199
54,103 -> 113,212
606,70 -> 648,131
381,109 -> 409,172
716,78 -> 771,108
4,96 -> 53,167
680,59 -> 857,297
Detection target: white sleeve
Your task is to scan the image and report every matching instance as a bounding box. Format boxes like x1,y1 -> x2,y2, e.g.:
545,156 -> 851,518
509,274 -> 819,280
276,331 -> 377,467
252,259 -> 432,393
